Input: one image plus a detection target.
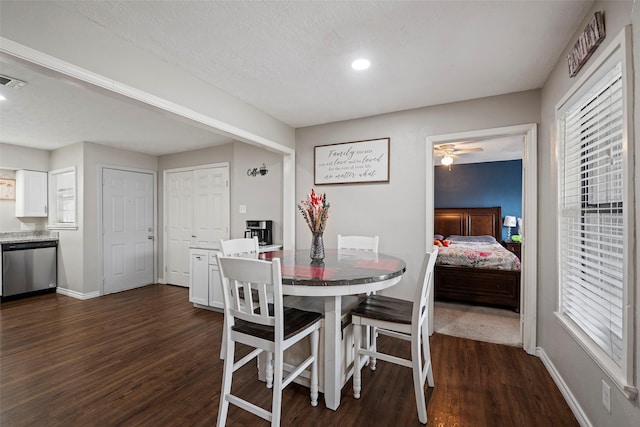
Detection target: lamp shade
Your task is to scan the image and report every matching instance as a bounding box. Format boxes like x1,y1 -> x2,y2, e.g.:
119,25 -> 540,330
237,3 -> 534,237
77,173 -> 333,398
503,216 -> 517,227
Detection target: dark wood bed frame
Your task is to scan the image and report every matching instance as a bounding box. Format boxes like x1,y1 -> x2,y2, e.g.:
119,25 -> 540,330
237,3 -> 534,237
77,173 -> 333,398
434,207 -> 521,312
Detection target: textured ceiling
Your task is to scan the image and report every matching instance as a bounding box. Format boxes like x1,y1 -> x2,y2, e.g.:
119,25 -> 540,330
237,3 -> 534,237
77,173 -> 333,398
0,0 -> 594,156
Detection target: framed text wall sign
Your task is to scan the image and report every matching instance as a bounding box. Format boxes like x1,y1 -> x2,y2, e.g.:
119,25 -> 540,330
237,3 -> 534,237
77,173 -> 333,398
314,137 -> 390,185
567,11 -> 605,78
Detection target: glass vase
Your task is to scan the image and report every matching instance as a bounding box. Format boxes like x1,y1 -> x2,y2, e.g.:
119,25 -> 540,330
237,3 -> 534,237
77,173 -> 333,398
310,231 -> 325,261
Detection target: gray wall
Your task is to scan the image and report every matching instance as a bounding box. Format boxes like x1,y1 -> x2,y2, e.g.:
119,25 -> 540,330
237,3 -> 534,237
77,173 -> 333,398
82,142 -> 158,295
157,141 -> 283,278
0,143 -> 49,231
295,89 -> 540,301
230,141 -> 283,243
539,2 -> 639,425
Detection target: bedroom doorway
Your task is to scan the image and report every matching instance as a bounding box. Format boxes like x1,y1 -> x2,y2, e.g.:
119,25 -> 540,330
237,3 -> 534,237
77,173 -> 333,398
426,124 -> 537,355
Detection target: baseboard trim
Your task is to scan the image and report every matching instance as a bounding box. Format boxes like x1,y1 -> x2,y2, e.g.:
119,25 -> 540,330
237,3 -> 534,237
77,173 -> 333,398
537,347 -> 592,427
157,277 -> 166,284
56,287 -> 101,300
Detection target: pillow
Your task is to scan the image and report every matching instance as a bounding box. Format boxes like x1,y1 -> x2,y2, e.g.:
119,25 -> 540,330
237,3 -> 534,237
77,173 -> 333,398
434,234 -> 444,240
446,235 -> 497,243
433,238 -> 451,247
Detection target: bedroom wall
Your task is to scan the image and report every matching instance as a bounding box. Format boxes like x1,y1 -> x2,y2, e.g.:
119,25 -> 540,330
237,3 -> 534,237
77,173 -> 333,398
434,159 -> 522,241
295,89 -> 540,302
538,1 -> 639,426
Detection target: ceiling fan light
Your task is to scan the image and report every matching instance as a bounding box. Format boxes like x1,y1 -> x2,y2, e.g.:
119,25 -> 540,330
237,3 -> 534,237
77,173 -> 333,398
441,156 -> 453,166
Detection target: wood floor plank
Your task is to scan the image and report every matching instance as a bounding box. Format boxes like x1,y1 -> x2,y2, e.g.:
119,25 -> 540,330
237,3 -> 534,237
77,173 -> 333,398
0,284 -> 578,426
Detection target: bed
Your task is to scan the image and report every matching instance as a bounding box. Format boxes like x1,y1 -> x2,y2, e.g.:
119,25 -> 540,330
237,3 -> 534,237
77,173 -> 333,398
434,207 -> 521,312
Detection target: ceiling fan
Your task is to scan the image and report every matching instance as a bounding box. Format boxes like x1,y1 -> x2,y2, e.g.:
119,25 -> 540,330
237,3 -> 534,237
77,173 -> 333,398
434,143 -> 483,166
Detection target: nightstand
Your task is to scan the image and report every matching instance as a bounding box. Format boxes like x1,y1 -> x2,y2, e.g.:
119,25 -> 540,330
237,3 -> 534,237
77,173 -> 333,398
503,241 -> 522,261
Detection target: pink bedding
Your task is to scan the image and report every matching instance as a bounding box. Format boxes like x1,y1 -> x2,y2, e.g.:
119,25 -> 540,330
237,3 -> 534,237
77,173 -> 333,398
436,241 -> 521,271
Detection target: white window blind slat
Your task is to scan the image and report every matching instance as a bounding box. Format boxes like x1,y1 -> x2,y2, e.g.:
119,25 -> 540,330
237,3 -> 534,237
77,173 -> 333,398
558,59 -> 625,366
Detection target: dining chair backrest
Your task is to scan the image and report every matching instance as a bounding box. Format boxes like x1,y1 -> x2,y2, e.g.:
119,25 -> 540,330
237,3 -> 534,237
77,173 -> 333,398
217,255 -> 283,341
413,249 -> 438,330
337,235 -> 379,252
220,237 -> 259,258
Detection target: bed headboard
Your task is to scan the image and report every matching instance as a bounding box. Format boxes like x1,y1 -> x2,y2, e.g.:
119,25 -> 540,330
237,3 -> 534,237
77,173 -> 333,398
434,207 -> 502,241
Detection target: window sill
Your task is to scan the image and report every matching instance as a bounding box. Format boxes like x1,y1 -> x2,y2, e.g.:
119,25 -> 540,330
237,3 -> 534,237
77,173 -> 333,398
47,224 -> 78,231
554,312 -> 637,399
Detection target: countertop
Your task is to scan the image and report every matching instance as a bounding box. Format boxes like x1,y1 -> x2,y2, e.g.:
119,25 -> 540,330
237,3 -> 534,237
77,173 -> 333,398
0,231 -> 59,244
190,244 -> 282,253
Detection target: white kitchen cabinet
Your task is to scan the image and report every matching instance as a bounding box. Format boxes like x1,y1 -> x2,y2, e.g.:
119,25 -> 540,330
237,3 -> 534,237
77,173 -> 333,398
189,248 -> 223,310
15,170 -> 48,217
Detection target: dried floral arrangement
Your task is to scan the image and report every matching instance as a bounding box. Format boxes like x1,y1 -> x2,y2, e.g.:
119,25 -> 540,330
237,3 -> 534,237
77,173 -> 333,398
298,188 -> 330,234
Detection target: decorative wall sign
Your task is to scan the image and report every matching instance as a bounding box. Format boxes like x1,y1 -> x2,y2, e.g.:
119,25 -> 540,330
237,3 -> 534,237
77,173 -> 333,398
567,11 -> 605,78
314,137 -> 390,185
0,178 -> 16,200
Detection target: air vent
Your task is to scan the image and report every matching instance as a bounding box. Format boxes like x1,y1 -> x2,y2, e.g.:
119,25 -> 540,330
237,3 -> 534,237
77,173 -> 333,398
0,74 -> 26,89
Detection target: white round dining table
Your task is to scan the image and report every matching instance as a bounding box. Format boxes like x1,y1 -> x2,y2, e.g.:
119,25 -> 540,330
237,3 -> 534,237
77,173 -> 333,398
259,249 -> 406,410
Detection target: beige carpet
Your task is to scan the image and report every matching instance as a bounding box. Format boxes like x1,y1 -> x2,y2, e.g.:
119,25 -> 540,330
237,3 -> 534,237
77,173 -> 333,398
434,301 -> 522,347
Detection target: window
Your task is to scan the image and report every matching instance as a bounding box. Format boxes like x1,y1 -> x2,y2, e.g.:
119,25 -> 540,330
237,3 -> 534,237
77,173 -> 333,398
48,167 -> 77,229
556,28 -> 635,397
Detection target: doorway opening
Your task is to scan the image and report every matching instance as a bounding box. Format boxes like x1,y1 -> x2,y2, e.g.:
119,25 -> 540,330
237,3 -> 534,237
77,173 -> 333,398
426,123 -> 537,354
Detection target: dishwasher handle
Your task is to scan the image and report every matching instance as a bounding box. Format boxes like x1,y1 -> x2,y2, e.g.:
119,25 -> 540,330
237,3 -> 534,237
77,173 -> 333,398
1,240 -> 58,251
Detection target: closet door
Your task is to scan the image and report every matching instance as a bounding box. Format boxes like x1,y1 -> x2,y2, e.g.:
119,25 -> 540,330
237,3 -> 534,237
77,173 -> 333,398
164,164 -> 229,287
165,170 -> 194,286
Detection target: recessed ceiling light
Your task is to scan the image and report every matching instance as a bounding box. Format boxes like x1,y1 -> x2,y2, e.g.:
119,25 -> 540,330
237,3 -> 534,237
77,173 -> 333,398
0,94 -> 6,101
351,59 -> 370,71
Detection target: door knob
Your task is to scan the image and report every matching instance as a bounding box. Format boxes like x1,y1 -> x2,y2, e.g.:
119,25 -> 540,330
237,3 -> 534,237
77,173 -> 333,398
148,236 -> 153,240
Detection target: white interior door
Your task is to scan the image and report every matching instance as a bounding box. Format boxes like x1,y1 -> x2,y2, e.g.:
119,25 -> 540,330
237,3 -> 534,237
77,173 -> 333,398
103,168 -> 154,294
165,170 -> 194,286
164,164 -> 229,287
194,167 -> 229,247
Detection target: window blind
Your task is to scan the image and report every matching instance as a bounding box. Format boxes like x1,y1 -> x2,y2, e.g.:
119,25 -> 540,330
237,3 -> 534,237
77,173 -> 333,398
558,60 -> 624,365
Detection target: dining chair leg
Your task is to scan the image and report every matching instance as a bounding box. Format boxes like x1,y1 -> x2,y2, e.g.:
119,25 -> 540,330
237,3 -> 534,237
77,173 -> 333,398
370,326 -> 377,371
411,331 -> 428,424
265,352 -> 274,389
220,318 -> 227,360
421,324 -> 435,387
353,323 -> 363,399
216,340 -> 235,427
271,351 -> 284,427
310,328 -> 319,406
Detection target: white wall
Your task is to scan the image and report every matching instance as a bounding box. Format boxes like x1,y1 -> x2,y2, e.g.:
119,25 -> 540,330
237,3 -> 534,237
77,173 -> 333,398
231,141 -> 283,244
0,143 -> 49,231
539,2 -> 639,426
49,142 -> 84,294
295,90 -> 540,301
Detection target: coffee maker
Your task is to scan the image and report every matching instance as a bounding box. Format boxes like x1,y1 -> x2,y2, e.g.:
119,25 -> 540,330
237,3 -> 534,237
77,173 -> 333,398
244,220 -> 273,246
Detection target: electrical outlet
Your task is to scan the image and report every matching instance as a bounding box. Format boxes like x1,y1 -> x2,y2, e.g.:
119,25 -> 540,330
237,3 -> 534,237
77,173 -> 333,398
601,380 -> 611,413
239,204 -> 247,214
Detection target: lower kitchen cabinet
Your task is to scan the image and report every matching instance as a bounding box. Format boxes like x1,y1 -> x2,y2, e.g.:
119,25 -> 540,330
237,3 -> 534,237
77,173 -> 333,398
189,248 -> 223,310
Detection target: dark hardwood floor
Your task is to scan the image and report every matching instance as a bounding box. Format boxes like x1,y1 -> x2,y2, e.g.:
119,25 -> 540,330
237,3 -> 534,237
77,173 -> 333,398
0,284 -> 578,426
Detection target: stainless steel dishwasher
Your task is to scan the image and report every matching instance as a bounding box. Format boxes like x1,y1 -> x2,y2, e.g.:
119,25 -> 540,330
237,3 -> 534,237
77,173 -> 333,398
1,240 -> 57,299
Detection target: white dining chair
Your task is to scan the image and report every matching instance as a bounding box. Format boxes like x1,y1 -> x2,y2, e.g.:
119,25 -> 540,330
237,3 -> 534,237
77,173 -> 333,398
218,236 -> 260,360
338,234 -> 380,365
337,234 -> 379,252
350,249 -> 438,425
220,236 -> 259,259
216,255 -> 322,427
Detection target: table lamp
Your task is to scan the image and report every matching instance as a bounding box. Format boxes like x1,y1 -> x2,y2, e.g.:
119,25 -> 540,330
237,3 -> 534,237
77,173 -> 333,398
503,216 -> 517,241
